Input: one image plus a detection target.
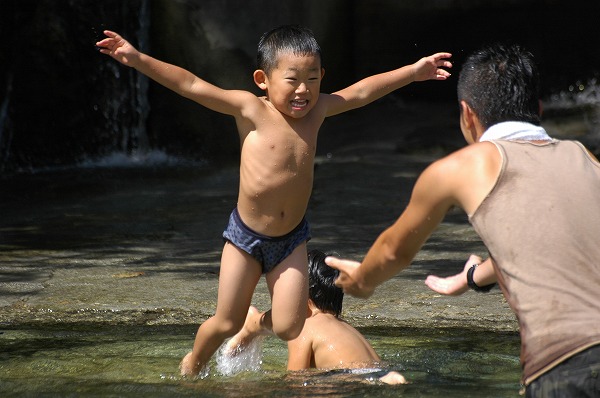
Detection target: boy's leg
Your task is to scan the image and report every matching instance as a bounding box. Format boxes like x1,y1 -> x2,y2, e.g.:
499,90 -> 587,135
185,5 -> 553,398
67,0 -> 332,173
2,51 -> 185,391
223,305 -> 270,354
265,242 -> 309,341
180,241 -> 262,376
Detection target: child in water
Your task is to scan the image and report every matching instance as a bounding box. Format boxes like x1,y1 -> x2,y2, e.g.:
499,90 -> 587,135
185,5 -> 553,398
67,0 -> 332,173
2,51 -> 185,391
96,24 -> 451,376
226,249 -> 407,385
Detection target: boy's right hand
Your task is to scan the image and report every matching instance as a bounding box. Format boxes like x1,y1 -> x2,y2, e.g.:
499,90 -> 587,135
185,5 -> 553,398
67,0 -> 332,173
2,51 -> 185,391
96,30 -> 140,67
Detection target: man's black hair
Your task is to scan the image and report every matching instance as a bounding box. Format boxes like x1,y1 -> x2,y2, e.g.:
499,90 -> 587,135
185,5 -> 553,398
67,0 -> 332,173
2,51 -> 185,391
457,43 -> 541,128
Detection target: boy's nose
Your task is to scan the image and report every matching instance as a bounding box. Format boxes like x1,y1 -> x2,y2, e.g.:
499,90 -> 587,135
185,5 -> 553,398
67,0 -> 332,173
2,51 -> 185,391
296,83 -> 308,93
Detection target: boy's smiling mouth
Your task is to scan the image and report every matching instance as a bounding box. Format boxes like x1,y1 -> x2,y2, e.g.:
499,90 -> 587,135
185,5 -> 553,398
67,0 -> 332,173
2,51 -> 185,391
291,99 -> 308,110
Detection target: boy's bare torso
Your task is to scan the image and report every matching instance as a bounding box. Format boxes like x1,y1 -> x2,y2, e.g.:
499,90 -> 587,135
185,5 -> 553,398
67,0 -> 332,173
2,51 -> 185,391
235,96 -> 327,237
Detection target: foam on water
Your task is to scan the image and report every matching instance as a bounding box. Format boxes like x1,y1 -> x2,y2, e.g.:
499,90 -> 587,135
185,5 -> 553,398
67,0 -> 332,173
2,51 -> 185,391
215,336 -> 267,376
78,150 -> 205,169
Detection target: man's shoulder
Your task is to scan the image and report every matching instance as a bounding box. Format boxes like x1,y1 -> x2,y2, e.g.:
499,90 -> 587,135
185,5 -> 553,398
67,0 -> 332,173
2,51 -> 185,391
431,142 -> 499,171
415,142 -> 501,212
453,141 -> 499,158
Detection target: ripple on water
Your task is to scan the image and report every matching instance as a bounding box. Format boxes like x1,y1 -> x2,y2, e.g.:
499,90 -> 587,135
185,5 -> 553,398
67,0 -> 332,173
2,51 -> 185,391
0,325 -> 521,397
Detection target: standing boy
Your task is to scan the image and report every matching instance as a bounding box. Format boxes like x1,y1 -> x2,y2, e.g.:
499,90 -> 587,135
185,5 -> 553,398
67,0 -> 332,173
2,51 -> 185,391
96,25 -> 451,376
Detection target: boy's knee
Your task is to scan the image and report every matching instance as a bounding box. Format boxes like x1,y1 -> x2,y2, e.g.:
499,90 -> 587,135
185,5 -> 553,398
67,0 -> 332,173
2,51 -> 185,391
273,322 -> 303,341
213,318 -> 244,338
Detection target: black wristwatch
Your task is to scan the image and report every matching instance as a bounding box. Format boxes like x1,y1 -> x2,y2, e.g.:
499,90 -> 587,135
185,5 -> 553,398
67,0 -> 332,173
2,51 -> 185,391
466,264 -> 495,293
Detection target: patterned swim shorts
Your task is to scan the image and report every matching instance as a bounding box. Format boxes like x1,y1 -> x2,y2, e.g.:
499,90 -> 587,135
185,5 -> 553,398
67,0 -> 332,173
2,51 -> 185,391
525,344 -> 600,397
222,208 -> 311,274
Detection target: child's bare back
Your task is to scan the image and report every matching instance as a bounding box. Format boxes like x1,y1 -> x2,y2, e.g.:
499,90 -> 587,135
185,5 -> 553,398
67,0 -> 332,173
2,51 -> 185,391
226,250 -> 408,384
288,311 -> 380,370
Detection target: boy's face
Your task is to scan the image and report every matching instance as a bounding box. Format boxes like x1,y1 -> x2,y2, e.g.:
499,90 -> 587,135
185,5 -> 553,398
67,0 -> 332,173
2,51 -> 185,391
258,51 -> 323,118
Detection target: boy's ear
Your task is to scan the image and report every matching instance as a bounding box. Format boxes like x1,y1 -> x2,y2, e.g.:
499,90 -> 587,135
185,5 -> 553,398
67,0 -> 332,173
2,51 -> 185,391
306,300 -> 315,318
321,67 -> 325,79
253,69 -> 268,91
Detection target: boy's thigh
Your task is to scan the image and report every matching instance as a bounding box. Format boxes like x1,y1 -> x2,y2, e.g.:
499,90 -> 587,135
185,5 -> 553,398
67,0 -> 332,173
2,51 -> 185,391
215,242 -> 263,319
266,243 -> 309,329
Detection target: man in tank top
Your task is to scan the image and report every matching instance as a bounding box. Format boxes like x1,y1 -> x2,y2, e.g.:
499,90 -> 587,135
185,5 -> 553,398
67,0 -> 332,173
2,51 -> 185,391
326,44 -> 600,397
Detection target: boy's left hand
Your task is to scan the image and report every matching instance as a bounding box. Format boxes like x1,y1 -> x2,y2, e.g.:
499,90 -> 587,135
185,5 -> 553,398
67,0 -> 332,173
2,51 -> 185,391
413,52 -> 452,81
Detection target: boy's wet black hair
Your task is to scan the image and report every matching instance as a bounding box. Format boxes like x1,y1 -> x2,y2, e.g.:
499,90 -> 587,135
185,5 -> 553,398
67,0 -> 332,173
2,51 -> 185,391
257,25 -> 322,76
457,43 -> 541,129
308,249 -> 343,317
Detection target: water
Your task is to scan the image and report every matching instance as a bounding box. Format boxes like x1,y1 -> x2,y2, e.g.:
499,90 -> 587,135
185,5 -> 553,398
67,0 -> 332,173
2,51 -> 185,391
0,149 -> 520,396
0,325 -> 520,397
1,94 -> 597,396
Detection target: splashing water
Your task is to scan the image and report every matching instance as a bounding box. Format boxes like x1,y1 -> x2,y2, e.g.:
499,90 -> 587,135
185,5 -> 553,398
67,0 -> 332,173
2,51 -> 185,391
547,77 -> 600,109
215,336 -> 267,376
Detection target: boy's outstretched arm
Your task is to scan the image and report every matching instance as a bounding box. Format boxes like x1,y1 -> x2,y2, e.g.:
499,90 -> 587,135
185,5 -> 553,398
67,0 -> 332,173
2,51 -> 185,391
323,52 -> 452,117
96,30 -> 251,116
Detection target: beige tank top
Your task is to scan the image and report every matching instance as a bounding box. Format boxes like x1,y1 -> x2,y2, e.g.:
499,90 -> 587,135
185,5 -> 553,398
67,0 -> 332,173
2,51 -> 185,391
470,139 -> 600,384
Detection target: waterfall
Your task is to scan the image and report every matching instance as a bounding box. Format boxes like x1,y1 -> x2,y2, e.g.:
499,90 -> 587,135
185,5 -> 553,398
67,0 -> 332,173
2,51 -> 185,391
83,0 -> 198,170
0,73 -> 13,172
96,0 -> 153,167
129,0 -> 151,158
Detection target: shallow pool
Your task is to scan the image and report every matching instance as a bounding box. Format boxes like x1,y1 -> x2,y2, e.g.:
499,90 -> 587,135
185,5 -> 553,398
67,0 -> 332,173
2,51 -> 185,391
0,324 -> 521,397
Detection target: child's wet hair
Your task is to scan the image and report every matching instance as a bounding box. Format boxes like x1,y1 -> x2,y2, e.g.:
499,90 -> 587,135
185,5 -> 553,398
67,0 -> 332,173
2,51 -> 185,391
257,25 -> 322,76
308,249 -> 343,317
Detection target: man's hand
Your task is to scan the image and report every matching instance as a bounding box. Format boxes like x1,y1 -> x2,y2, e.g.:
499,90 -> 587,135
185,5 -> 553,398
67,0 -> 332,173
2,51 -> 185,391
424,254 -> 482,295
325,256 -> 374,298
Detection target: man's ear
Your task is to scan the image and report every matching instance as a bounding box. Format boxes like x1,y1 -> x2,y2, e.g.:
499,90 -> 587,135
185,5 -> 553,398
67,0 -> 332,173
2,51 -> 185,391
460,100 -> 486,142
460,100 -> 474,127
253,69 -> 268,91
460,100 -> 479,143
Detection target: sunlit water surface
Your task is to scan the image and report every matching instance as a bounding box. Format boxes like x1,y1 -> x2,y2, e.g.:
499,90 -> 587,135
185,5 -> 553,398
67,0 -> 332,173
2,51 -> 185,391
4,86 -> 598,396
0,325 -> 520,397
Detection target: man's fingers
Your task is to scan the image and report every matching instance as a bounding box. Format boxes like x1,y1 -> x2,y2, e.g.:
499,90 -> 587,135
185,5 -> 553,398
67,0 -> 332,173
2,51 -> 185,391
424,275 -> 445,292
324,256 -> 360,273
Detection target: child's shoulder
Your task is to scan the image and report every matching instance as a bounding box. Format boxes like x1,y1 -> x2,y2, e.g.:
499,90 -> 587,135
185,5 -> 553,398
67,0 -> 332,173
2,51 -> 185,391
308,313 -> 347,331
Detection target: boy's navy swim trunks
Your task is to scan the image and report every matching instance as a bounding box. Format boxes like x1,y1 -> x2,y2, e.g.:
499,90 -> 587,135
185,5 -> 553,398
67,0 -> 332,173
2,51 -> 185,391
223,207 -> 311,273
